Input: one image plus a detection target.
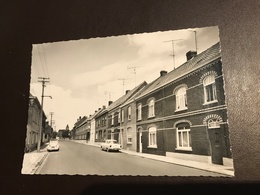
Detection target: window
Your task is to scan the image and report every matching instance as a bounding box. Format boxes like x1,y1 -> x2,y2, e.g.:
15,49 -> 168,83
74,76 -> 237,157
176,123 -> 191,150
121,110 -> 124,122
148,99 -> 155,117
175,87 -> 187,111
118,111 -> 121,122
137,104 -> 142,120
148,127 -> 157,147
127,127 -> 132,143
128,106 -> 131,120
203,74 -> 217,103
208,118 -> 220,129
111,113 -> 114,125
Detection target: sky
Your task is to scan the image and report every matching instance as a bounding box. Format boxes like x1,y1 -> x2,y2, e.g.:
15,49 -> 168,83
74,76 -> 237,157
29,26 -> 220,131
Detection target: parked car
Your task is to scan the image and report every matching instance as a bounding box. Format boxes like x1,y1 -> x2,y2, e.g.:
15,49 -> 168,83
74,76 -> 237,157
101,139 -> 122,152
47,139 -> 59,152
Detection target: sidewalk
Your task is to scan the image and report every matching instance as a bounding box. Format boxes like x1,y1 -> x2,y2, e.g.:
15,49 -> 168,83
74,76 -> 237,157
21,143 -> 49,174
71,140 -> 235,177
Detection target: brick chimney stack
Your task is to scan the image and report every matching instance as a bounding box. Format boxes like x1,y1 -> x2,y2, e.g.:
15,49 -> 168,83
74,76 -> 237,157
160,70 -> 167,77
186,51 -> 197,61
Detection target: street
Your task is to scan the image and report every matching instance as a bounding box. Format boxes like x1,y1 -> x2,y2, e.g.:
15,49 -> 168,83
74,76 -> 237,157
37,140 -> 226,176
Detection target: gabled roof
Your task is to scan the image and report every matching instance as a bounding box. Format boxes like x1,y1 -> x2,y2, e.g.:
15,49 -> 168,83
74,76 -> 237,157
74,116 -> 87,127
89,107 -> 106,120
106,81 -> 147,112
135,42 -> 221,100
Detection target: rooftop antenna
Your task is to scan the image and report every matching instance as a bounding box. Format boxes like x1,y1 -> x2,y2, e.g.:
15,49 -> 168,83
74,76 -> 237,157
164,39 -> 183,70
188,30 -> 198,52
127,65 -> 144,87
118,78 -> 131,95
104,91 -> 112,102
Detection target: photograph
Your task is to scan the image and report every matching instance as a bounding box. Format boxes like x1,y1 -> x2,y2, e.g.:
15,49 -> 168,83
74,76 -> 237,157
21,26 -> 234,177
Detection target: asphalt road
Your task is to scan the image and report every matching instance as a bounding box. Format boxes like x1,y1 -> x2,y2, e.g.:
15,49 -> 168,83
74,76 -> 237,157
37,140 -> 226,176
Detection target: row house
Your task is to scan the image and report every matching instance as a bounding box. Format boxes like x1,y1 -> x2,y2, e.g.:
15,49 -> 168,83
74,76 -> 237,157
106,82 -> 147,145
25,93 -> 47,152
95,107 -> 108,142
74,116 -> 90,140
134,42 -> 232,165
119,82 -> 147,151
89,106 -> 106,144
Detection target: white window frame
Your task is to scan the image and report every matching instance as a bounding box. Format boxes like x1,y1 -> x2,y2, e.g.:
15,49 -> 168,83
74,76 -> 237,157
128,106 -> 131,120
121,110 -> 124,122
176,124 -> 192,151
118,110 -> 121,122
148,99 -> 155,118
208,118 -> 220,129
127,127 -> 132,144
203,74 -> 217,104
175,87 -> 188,111
137,104 -> 142,120
111,113 -> 114,125
148,126 -> 157,148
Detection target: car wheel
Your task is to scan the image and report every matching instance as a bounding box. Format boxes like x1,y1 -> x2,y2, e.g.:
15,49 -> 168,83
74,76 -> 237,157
106,148 -> 109,152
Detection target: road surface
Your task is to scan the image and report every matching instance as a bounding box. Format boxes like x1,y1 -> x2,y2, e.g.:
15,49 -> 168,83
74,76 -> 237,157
37,140 -> 227,176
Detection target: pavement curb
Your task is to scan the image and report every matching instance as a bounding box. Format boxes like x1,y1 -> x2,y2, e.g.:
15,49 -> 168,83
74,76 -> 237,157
31,152 -> 49,174
70,140 -> 234,177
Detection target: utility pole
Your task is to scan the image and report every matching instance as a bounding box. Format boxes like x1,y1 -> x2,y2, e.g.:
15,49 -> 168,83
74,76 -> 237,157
189,30 -> 198,52
37,77 -> 51,153
164,39 -> 182,70
127,65 -> 143,87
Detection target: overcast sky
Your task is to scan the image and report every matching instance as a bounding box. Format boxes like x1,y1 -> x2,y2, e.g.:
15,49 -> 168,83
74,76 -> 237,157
30,26 -> 220,131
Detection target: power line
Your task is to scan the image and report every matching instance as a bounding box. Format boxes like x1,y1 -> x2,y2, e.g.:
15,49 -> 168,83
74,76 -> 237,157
164,39 -> 183,70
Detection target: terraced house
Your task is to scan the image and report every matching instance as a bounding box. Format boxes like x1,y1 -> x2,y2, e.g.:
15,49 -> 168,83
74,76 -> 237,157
134,42 -> 232,165
106,82 -> 147,144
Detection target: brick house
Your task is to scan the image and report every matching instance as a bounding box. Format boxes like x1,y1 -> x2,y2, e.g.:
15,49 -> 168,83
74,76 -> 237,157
95,107 -> 108,142
106,82 -> 147,144
134,42 -> 232,165
119,82 -> 147,151
73,116 -> 89,140
89,106 -> 106,143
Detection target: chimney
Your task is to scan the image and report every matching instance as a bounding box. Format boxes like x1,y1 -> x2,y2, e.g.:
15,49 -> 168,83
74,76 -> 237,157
89,115 -> 92,117
160,70 -> 167,77
108,101 -> 113,105
103,105 -> 106,109
126,90 -> 130,94
98,108 -> 101,110
186,51 -> 197,61
95,110 -> 97,113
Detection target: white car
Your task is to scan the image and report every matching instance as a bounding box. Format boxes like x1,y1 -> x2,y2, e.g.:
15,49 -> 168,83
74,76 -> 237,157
101,139 -> 122,152
47,139 -> 60,152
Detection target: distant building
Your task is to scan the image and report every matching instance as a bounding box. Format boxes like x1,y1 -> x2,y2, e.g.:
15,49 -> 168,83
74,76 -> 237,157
58,124 -> 70,139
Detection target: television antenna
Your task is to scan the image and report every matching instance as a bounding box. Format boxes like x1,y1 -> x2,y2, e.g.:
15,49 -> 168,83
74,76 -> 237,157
164,39 -> 183,69
127,65 -> 144,87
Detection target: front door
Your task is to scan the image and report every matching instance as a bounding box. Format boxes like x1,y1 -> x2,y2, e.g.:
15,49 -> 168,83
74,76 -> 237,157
208,129 -> 223,165
139,132 -> 142,153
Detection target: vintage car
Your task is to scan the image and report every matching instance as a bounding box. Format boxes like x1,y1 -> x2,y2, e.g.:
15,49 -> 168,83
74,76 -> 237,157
47,139 -> 60,152
100,139 -> 122,152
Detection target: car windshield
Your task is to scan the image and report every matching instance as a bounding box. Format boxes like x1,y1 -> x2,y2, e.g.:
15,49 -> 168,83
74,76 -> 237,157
50,139 -> 58,144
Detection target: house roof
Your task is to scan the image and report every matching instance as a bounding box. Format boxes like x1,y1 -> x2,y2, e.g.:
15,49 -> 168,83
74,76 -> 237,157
134,42 -> 221,100
106,81 -> 147,112
89,107 -> 106,120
